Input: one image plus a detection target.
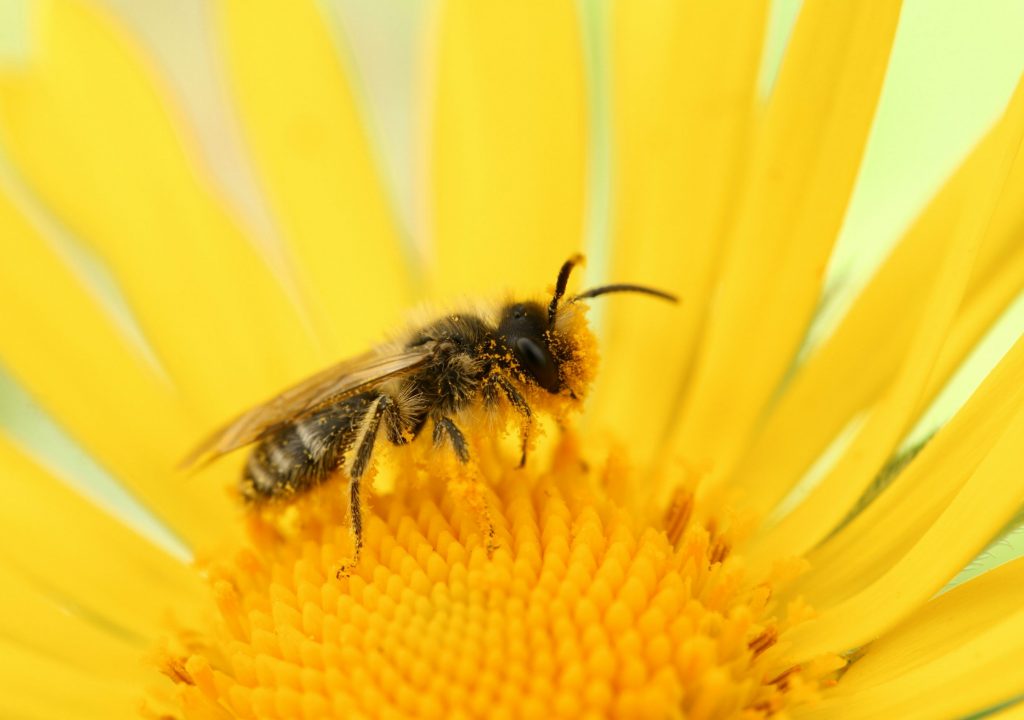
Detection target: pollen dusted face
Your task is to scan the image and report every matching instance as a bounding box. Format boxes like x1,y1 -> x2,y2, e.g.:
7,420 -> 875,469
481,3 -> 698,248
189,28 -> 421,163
497,301 -> 563,393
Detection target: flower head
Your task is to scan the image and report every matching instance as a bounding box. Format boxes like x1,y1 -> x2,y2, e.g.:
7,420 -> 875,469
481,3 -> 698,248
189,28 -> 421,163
2,1 -> 1024,719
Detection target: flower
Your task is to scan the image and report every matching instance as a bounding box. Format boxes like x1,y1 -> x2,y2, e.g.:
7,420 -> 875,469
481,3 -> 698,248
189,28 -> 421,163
1,1 -> 1023,719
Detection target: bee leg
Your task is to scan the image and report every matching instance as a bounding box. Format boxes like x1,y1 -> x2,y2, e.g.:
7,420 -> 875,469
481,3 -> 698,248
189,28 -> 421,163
495,377 -> 532,467
335,474 -> 364,580
336,395 -> 391,579
433,415 -> 499,556
432,416 -> 470,463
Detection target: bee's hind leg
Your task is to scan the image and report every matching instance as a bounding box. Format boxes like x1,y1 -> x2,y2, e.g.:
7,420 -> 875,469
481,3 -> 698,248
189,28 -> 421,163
336,395 -> 392,579
336,474 -> 364,580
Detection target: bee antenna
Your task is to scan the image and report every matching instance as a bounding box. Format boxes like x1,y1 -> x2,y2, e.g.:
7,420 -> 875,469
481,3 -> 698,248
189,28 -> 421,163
572,284 -> 678,304
548,253 -> 585,325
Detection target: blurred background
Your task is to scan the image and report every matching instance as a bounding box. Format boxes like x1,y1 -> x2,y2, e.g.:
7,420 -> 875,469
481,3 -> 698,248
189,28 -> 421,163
0,0 -> 1022,577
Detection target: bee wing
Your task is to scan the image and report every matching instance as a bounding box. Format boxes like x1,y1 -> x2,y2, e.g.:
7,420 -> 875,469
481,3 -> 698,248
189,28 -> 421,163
181,345 -> 432,468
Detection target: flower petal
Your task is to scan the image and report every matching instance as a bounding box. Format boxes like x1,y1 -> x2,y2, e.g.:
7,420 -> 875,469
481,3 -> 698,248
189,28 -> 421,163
796,332 -> 1024,608
747,76 -> 1024,568
0,643 -> 139,719
0,0 -> 317,422
671,0 -> 902,484
590,0 -> 768,464
216,0 -> 415,355
0,565 -> 145,683
0,437 -> 204,640
793,558 -> 1024,719
424,0 -> 586,296
993,701 -> 1024,719
784,393 -> 1024,659
0,189 -> 236,548
732,93 -> 1024,517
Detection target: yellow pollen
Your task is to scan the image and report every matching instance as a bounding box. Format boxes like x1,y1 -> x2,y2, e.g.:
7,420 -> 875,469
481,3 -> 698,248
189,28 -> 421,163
150,439 -> 841,719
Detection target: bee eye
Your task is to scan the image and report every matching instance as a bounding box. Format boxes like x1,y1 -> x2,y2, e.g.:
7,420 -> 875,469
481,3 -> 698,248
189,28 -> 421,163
514,337 -> 559,392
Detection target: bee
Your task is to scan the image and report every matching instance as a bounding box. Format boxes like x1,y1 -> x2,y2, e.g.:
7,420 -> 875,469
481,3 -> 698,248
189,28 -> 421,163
184,255 -> 675,573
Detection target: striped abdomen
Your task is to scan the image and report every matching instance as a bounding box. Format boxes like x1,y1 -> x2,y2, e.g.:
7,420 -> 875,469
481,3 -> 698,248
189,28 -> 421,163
242,393 -> 376,502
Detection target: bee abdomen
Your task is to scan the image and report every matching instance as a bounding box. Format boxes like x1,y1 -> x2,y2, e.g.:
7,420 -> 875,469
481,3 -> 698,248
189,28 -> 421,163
242,395 -> 373,502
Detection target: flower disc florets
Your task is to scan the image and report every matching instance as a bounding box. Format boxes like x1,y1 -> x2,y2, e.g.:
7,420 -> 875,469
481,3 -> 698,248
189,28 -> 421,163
152,428 -> 840,719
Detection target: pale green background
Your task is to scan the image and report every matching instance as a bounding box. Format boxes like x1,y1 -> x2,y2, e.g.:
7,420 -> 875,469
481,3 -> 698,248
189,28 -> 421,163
0,1 -> 1022,588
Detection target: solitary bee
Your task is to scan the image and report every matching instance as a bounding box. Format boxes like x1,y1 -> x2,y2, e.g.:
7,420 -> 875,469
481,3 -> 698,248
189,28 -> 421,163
185,255 -> 675,572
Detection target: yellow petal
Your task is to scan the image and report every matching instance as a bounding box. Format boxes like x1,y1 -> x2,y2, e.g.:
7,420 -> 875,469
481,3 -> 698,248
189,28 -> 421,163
0,643 -> 139,719
0,565 -> 145,683
784,394 -> 1024,659
993,701 -> 1024,719
0,190 -> 236,547
216,0 -> 414,355
591,0 -> 768,464
0,437 -> 203,639
747,76 -> 1024,568
794,558 -> 1024,719
671,0 -> 902,486
748,227 -> 978,566
0,0 -> 316,423
925,235 -> 1024,416
797,332 -> 1024,608
424,0 -> 586,296
731,97 -> 1024,517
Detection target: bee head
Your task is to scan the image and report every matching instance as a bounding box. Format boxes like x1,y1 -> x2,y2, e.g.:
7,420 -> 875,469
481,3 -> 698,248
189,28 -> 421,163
497,300 -> 562,393
499,255 -> 678,396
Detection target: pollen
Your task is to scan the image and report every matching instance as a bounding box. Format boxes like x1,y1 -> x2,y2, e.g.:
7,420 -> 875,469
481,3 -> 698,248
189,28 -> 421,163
151,437 -> 841,719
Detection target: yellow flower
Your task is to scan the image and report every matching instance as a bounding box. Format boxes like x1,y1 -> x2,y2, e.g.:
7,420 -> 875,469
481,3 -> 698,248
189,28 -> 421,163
1,1 -> 1023,719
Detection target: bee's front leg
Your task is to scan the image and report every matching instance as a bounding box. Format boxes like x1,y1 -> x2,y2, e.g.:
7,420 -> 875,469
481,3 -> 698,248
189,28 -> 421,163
492,376 -> 532,467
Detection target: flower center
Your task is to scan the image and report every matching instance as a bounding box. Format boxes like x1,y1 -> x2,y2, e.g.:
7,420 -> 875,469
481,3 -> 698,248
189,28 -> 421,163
149,438 -> 840,719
